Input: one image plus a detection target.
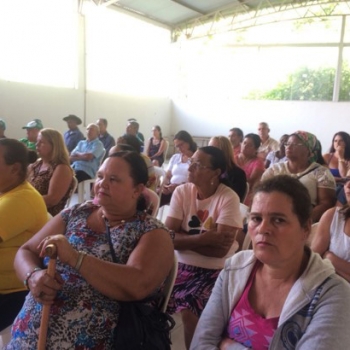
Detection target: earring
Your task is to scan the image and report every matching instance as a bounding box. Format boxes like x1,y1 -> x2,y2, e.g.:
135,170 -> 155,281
210,180 -> 214,185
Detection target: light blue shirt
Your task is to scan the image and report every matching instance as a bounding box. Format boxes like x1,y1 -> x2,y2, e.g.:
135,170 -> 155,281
71,138 -> 105,179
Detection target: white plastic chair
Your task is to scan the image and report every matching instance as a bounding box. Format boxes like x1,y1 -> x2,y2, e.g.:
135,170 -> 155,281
157,204 -> 170,224
242,182 -> 250,203
0,324 -> 12,348
307,222 -> 319,247
65,176 -> 78,208
77,150 -> 106,203
143,188 -> 160,217
160,255 -> 178,313
153,166 -> 166,198
239,203 -> 252,250
162,140 -> 170,166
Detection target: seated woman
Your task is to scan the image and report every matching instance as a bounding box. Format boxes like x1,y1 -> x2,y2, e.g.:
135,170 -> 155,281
311,180 -> 350,282
323,131 -> 350,181
6,151 -> 174,349
0,139 -> 48,333
191,175 -> 350,350
161,130 -> 197,207
208,136 -> 247,203
113,134 -> 157,191
145,125 -> 167,167
262,131 -> 336,223
165,146 -> 242,349
265,134 -> 289,168
28,128 -> 74,216
236,133 -> 265,206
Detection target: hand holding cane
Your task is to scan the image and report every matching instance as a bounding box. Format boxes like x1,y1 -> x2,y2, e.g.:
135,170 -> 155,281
38,244 -> 57,350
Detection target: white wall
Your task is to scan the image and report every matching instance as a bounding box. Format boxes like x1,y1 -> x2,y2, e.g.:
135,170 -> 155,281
0,79 -> 171,142
171,98 -> 350,152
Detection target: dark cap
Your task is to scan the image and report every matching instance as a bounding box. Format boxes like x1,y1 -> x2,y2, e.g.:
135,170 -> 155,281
22,119 -> 43,130
63,114 -> 82,125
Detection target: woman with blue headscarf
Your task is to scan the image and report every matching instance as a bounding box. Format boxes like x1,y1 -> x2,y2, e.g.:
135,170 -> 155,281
262,130 -> 336,222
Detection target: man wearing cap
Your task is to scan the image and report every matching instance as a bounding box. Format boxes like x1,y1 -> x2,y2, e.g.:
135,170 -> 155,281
96,118 -> 115,160
0,119 -> 6,139
19,119 -> 43,151
70,123 -> 105,183
63,114 -> 85,153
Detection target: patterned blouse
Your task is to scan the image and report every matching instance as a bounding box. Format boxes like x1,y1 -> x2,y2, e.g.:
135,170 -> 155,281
28,159 -> 73,216
6,203 -> 169,350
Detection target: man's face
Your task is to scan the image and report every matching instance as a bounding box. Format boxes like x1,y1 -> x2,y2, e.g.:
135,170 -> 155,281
258,124 -> 269,139
67,120 -> 78,130
126,123 -> 137,136
96,119 -> 106,134
86,125 -> 99,141
26,128 -> 39,142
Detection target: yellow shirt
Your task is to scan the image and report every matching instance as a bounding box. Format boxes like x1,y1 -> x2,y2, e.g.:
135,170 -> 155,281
0,181 -> 48,294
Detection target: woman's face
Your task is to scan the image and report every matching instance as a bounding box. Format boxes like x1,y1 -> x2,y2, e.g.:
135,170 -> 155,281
242,137 -> 257,158
152,127 -> 160,138
333,135 -> 345,150
174,138 -> 190,154
36,133 -> 53,158
188,150 -> 217,187
248,191 -> 309,267
284,135 -> 308,160
94,157 -> 143,210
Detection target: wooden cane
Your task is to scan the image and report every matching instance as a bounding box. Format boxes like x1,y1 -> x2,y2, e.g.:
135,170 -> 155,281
38,244 -> 57,350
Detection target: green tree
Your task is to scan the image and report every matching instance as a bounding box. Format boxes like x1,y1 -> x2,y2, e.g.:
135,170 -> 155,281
246,64 -> 350,101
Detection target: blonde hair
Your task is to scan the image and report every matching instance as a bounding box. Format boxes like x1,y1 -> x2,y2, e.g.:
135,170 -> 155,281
209,136 -> 235,171
39,128 -> 72,169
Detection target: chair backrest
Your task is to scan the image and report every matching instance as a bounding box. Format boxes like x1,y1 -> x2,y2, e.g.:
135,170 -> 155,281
153,166 -> 166,197
65,176 -> 78,208
157,204 -> 170,223
163,140 -> 170,164
77,150 -> 106,204
242,182 -> 250,203
143,187 -> 160,217
98,149 -> 106,166
307,222 -> 319,246
239,203 -> 252,250
159,255 -> 178,313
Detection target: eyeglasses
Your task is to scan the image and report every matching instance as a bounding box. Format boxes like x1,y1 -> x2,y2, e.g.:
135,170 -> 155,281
284,142 -> 304,148
188,159 -> 212,170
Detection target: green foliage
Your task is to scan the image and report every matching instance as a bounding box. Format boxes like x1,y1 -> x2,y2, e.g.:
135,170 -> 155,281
246,64 -> 350,101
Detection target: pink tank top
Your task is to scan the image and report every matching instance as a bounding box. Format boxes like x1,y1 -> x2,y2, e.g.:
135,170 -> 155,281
226,262 -> 279,349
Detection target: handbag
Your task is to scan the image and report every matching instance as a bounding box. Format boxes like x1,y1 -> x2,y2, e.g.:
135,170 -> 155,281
104,217 -> 175,350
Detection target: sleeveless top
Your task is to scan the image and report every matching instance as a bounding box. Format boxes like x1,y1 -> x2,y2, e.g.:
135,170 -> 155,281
329,208 -> 350,261
148,137 -> 164,166
327,153 -> 341,178
29,159 -> 73,216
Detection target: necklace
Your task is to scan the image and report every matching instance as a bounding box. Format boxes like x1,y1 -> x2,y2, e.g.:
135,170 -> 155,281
100,209 -> 138,228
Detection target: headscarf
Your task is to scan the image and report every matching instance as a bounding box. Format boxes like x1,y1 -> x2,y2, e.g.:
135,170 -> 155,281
291,130 -> 320,163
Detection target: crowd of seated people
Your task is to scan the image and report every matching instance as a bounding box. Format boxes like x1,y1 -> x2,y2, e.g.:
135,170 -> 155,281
3,115 -> 350,349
